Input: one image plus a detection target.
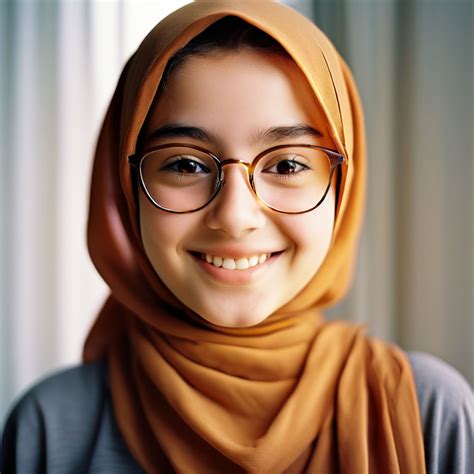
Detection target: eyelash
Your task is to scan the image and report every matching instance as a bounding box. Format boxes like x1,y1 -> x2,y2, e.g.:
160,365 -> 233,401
263,158 -> 311,176
159,155 -> 312,178
162,157 -> 211,174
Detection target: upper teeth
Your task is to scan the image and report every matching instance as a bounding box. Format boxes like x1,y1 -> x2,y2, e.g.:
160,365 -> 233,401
204,253 -> 270,270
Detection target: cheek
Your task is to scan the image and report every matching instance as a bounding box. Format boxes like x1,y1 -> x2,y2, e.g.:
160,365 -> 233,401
139,193 -> 193,266
285,190 -> 336,272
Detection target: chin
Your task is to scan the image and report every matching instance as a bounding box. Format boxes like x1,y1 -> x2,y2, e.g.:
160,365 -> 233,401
197,306 -> 271,328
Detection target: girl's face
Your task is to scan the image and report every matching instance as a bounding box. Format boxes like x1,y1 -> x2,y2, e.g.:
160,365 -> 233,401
139,50 -> 337,327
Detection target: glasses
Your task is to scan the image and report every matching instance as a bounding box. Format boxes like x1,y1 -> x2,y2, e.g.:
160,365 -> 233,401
128,143 -> 346,214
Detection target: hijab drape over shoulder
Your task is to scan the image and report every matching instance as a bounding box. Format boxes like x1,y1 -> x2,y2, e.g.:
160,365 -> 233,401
83,1 -> 426,472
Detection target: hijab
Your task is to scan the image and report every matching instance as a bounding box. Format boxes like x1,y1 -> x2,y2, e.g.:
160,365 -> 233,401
83,1 -> 426,472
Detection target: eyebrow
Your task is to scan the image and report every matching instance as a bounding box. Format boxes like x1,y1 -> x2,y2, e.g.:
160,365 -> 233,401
147,123 -> 216,142
147,122 -> 323,145
254,124 -> 323,145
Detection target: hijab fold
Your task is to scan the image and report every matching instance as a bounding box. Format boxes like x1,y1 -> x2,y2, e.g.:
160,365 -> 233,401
83,1 -> 426,472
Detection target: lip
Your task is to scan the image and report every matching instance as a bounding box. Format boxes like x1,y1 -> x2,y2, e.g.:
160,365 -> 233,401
189,251 -> 283,285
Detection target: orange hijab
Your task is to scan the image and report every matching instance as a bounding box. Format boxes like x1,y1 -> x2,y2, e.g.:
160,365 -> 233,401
83,1 -> 426,472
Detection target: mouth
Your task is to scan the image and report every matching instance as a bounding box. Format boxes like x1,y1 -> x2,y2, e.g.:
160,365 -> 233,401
190,251 -> 283,270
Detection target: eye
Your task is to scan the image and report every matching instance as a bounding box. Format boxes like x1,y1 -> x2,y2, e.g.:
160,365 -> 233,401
162,156 -> 211,174
262,155 -> 310,175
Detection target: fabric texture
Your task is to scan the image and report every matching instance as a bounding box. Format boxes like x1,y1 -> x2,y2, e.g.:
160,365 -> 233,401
3,353 -> 473,473
82,1 -> 425,472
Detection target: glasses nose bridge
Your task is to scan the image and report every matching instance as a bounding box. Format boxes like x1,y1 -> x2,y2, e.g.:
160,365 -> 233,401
219,158 -> 254,185
220,158 -> 252,172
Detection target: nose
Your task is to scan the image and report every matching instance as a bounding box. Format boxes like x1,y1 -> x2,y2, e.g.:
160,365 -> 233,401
204,163 -> 266,237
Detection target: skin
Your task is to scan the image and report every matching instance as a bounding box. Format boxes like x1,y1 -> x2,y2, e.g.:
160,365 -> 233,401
139,49 -> 337,327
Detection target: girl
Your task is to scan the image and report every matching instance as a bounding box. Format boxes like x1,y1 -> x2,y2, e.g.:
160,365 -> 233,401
2,1 -> 473,473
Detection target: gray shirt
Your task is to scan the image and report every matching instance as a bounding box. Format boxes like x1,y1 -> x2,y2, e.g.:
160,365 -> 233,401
1,352 -> 473,473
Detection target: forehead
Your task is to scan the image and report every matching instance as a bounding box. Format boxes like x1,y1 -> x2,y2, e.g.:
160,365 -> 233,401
142,49 -> 330,148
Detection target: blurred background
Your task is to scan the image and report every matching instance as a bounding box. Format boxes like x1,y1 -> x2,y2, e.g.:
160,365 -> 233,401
1,0 -> 472,422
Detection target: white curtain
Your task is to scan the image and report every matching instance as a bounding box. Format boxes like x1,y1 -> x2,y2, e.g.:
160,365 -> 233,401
294,0 -> 473,383
1,0 -> 472,423
0,0 -> 189,423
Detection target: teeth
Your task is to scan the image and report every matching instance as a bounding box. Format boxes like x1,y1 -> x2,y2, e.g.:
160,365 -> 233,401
248,255 -> 259,267
222,258 -> 236,270
235,258 -> 250,270
203,253 -> 272,270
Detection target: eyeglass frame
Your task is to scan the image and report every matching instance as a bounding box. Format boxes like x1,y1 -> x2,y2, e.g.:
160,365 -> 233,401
128,142 -> 346,215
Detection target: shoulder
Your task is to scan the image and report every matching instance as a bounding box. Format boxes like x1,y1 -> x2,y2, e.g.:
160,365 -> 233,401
1,360 -> 108,473
23,358 -> 107,402
4,359 -> 108,432
407,351 -> 474,474
408,352 -> 472,404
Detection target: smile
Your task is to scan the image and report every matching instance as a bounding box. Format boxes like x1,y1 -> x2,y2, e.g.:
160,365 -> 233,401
200,253 -> 270,270
188,250 -> 283,285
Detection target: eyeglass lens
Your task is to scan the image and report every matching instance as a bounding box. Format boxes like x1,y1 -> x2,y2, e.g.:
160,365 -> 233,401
140,145 -> 332,213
